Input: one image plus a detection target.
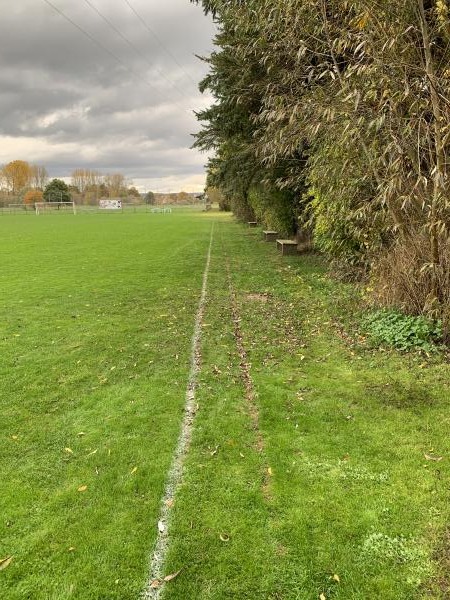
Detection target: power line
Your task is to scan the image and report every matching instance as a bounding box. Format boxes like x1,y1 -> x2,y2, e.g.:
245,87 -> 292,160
123,0 -> 200,89
41,0 -> 191,113
81,0 -> 192,104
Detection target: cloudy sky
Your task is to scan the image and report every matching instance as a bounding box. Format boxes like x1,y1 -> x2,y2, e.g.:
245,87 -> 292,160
0,0 -> 216,192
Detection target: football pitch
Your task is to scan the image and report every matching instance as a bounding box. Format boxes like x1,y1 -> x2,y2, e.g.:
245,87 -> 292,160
0,210 -> 216,599
2,210 -> 450,600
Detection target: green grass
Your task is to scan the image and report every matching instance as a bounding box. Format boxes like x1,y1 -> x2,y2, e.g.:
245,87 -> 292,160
162,221 -> 450,600
0,211 -> 214,599
1,212 -> 450,599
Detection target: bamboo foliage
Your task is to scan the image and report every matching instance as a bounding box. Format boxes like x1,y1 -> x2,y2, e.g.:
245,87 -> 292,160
193,0 -> 450,334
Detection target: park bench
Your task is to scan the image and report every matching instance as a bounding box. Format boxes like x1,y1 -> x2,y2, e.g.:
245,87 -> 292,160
276,239 -> 298,255
263,230 -> 278,242
247,221 -> 258,227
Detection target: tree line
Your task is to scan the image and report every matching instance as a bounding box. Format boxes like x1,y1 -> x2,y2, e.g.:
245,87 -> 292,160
193,0 -> 450,339
0,161 -> 144,206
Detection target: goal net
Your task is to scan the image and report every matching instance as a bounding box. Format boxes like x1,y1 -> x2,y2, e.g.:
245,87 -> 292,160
35,202 -> 76,215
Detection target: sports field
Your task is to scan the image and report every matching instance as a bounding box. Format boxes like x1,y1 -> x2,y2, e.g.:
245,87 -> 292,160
1,210 -> 450,599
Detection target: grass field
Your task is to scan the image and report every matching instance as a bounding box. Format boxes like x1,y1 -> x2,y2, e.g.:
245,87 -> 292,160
1,210 -> 450,599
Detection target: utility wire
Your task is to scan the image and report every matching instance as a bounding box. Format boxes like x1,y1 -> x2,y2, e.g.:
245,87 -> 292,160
123,0 -> 200,89
41,0 -> 191,113
81,0 -> 192,104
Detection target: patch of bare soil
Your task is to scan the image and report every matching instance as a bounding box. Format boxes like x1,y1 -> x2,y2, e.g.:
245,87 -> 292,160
245,292 -> 271,302
225,259 -> 273,501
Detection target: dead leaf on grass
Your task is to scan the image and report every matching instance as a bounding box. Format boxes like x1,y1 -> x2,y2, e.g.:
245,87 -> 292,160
332,574 -> 340,583
150,579 -> 161,589
77,485 -> 88,492
320,594 -> 326,600
0,556 -> 13,571
165,499 -> 174,508
219,533 -> 230,542
164,569 -> 182,582
130,466 -> 138,474
64,447 -> 74,454
424,453 -> 443,462
267,467 -> 273,476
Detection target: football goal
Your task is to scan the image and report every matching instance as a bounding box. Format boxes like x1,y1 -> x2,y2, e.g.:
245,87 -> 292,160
35,202 -> 77,215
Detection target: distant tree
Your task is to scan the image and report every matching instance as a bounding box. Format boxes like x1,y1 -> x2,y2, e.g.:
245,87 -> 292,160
23,189 -> 43,206
30,165 -> 48,190
206,186 -> 229,210
71,169 -> 101,194
127,186 -> 140,198
2,160 -> 32,194
144,191 -> 155,205
43,179 -> 71,203
104,173 -> 127,197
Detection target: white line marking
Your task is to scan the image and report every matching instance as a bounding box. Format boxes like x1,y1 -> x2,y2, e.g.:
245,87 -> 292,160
143,225 -> 214,599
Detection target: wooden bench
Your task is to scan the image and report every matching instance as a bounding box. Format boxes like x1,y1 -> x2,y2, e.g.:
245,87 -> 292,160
276,239 -> 298,255
247,221 -> 258,227
263,230 -> 278,242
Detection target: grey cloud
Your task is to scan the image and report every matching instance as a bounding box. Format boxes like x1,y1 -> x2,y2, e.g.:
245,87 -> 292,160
0,0 -> 215,191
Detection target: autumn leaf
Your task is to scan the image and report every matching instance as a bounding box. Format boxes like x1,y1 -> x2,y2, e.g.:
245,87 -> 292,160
165,499 -> 174,508
164,569 -> 182,582
64,448 -> 73,454
150,579 -> 161,589
130,466 -> 138,475
319,594 -> 326,600
424,453 -> 443,462
267,467 -> 273,476
219,533 -> 230,542
0,556 -> 13,571
332,574 -> 340,583
77,485 -> 88,492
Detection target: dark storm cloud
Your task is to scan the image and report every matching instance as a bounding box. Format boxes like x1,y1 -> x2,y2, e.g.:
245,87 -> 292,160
0,0 -> 215,191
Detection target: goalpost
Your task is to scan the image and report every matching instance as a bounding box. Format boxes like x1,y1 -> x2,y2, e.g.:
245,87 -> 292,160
35,202 -> 77,215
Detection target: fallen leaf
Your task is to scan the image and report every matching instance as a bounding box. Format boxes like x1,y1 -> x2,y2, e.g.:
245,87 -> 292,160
77,432 -> 85,437
165,499 -> 174,508
11,435 -> 18,440
150,579 -> 161,589
64,447 -> 73,454
130,466 -> 138,475
0,556 -> 13,571
77,485 -> 88,492
424,453 -> 443,462
332,574 -> 340,583
239,452 -> 245,458
320,594 -> 326,600
164,569 -> 182,582
68,547 -> 75,552
268,467 -> 273,476
219,533 -> 230,542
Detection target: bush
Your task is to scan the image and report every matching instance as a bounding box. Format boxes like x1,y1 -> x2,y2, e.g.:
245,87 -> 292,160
362,309 -> 442,352
248,184 -> 297,236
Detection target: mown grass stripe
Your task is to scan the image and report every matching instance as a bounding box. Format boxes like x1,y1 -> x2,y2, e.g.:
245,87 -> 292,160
143,225 -> 214,599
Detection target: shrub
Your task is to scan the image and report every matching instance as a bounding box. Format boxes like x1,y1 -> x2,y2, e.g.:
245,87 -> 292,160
362,309 -> 442,352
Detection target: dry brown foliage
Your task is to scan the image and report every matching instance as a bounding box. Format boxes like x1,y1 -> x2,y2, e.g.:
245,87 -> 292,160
371,235 -> 450,337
